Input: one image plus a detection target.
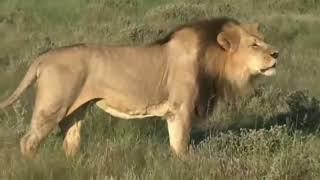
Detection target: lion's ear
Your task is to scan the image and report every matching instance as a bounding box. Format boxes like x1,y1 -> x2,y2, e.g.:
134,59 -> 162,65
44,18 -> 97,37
217,31 -> 240,52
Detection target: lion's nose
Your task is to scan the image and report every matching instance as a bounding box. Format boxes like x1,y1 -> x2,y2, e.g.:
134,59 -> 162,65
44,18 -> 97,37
270,50 -> 279,59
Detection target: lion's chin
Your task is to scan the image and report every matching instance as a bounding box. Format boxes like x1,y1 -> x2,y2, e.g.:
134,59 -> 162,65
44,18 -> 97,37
261,68 -> 276,76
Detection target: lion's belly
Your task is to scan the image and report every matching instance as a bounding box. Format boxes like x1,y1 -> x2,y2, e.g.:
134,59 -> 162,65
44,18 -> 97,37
95,99 -> 170,119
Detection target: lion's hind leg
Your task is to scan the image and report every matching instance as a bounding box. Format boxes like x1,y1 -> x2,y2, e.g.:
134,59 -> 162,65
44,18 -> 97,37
20,66 -> 84,158
59,107 -> 86,158
58,98 -> 95,158
62,120 -> 82,157
20,106 -> 67,158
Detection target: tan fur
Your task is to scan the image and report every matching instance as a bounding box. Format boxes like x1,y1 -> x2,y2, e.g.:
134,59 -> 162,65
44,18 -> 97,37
0,17 -> 278,158
63,121 -> 82,157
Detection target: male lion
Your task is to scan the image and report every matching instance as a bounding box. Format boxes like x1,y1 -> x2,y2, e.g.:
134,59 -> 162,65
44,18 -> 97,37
0,17 -> 278,158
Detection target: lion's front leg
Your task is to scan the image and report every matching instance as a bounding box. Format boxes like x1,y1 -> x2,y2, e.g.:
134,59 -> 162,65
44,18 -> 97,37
167,105 -> 193,158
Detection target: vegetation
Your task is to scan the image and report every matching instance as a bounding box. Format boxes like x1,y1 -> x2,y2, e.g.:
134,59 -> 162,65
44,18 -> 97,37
0,0 -> 320,179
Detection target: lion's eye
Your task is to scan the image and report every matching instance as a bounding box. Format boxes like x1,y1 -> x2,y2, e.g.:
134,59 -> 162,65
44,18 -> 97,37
251,43 -> 259,48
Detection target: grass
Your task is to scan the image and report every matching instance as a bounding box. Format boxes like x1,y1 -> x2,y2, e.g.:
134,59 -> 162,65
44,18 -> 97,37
0,0 -> 320,179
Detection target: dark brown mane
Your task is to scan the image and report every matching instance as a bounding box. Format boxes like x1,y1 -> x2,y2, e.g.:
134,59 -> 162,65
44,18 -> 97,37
152,17 -> 243,109
152,17 -> 243,119
151,17 -> 239,45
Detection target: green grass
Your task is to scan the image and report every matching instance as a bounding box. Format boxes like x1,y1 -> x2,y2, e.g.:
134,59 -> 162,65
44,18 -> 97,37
0,0 -> 320,179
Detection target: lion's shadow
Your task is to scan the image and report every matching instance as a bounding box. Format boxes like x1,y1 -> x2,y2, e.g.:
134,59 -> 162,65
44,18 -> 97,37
191,90 -> 320,146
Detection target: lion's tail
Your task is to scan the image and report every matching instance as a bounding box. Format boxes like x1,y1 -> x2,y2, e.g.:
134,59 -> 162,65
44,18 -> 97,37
0,58 -> 41,109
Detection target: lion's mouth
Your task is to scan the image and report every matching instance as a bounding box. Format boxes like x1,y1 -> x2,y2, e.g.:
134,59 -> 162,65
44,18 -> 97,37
260,63 -> 276,76
260,63 -> 276,73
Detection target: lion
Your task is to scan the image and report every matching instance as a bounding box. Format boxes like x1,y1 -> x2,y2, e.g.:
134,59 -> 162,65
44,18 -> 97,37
0,17 -> 278,158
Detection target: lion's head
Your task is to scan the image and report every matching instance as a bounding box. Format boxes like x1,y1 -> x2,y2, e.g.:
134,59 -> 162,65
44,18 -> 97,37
193,18 -> 279,99
217,22 -> 278,77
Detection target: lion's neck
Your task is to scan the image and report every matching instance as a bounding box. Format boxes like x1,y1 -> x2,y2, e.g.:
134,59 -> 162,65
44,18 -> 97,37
202,47 -> 252,101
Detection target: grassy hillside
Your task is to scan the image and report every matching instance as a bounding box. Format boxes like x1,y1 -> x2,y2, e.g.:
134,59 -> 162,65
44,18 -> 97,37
0,0 -> 320,179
